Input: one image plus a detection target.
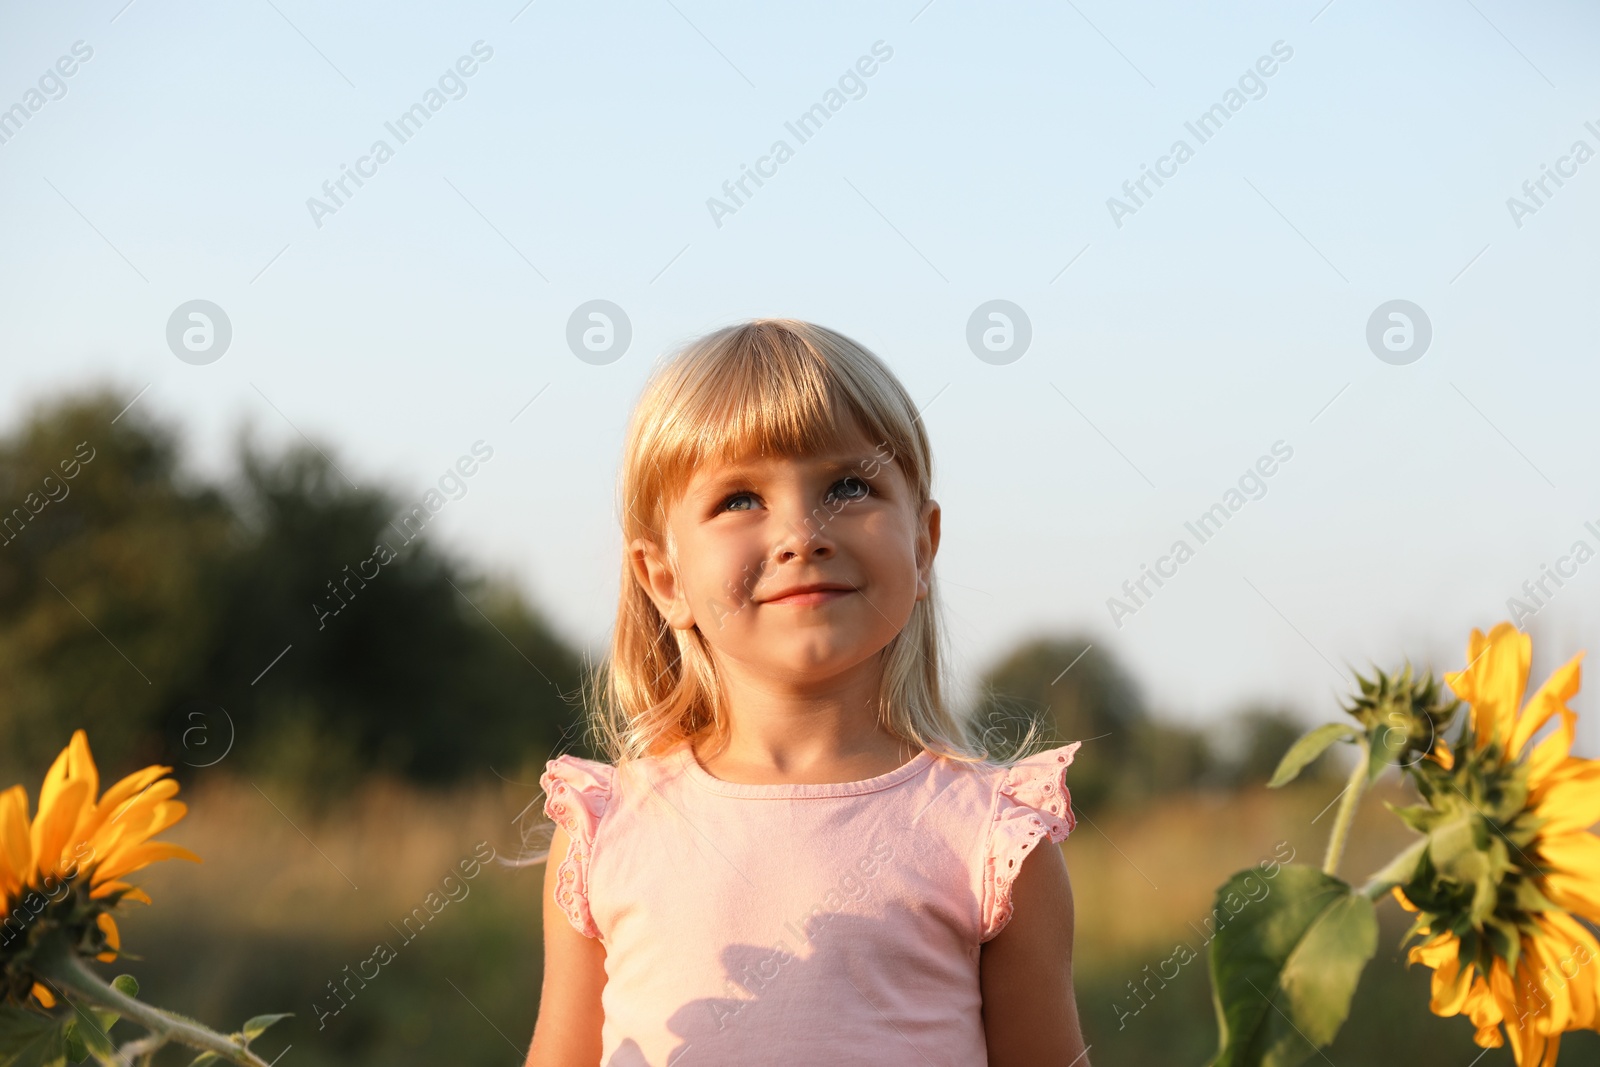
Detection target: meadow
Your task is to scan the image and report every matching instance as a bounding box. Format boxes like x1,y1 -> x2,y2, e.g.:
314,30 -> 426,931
109,765 -> 1598,1066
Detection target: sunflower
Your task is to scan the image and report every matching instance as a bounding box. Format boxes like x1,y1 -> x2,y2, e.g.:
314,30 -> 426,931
0,729 -> 200,1009
1391,622 -> 1600,1066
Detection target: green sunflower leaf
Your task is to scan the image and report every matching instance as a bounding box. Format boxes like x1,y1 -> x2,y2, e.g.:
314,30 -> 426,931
241,1013 -> 293,1043
0,1005 -> 69,1067
1206,864 -> 1379,1067
1384,802 -> 1439,835
1512,878 -> 1560,914
1268,723 -> 1361,788
1365,731 -> 1394,786
58,1015 -> 112,1064
58,1025 -> 85,1065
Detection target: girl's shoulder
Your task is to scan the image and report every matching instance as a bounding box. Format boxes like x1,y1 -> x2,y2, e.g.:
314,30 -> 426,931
927,738 -> 1082,810
538,749 -> 646,940
954,739 -> 1084,942
538,744 -> 684,833
982,738 -> 1083,830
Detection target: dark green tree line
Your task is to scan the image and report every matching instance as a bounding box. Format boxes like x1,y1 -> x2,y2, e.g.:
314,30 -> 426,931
0,387 -> 587,798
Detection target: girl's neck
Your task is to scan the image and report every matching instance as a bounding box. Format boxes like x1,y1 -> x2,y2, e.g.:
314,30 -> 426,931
691,650 -> 921,786
691,697 -> 922,787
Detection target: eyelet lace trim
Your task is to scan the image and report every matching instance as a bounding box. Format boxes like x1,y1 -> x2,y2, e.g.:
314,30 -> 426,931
981,742 -> 1082,942
540,756 -> 614,939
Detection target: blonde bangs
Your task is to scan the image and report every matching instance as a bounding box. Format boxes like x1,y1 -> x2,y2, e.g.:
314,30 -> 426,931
621,320 -> 927,538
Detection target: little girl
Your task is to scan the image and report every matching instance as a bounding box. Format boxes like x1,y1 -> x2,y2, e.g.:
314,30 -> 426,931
524,319 -> 1090,1066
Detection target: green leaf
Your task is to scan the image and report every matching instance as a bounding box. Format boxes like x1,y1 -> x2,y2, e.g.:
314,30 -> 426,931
1383,801 -> 1438,835
57,1016 -> 112,1065
1268,724 -> 1359,788
0,1005 -> 69,1067
241,1013 -> 293,1043
1206,864 -> 1379,1067
1513,877 -> 1560,914
1364,727 -> 1393,785
187,1054 -> 223,1067
68,976 -> 138,1047
58,1027 -> 85,1065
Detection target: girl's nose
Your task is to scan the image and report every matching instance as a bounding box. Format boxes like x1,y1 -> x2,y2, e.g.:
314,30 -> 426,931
772,513 -> 836,563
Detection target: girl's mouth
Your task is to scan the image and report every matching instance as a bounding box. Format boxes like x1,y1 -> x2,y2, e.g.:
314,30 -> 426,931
763,588 -> 854,607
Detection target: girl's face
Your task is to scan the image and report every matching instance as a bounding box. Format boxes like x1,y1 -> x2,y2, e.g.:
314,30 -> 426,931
630,423 -> 940,690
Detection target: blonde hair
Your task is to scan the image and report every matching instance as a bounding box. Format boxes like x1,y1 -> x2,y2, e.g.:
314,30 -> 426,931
586,318 -> 1001,769
501,319 -> 1049,869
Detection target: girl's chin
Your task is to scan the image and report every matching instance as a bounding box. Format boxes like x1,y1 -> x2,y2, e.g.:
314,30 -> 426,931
736,646 -> 892,677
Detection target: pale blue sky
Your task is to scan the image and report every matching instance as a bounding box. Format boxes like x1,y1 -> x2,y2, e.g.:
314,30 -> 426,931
3,0 -> 1598,751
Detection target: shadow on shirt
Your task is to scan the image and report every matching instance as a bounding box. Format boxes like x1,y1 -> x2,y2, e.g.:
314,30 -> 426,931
605,911 -> 955,1066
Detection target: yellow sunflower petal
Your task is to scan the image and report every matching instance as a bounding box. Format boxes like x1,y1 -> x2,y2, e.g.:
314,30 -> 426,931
88,879 -> 153,905
80,776 -> 182,854
1486,957 -> 1522,1036
1529,755 -> 1600,803
84,797 -> 186,878
66,730 -> 98,812
1531,763 -> 1600,837
1540,912 -> 1600,1031
1538,831 -> 1600,898
88,840 -> 201,887
0,784 -> 32,901
94,911 -> 120,963
1517,932 -> 1570,1035
1465,966 -> 1507,1034
1510,653 -> 1583,764
37,730 -> 93,806
80,799 -> 187,890
1431,953 -> 1478,1016
1544,872 -> 1600,924
35,730 -> 97,840
28,779 -> 89,884
1408,931 -> 1458,967
1393,886 -> 1420,913
1510,1027 -> 1559,1067
31,983 -> 56,1008
1447,623 -> 1531,756
100,791 -> 186,844
93,764 -> 174,823
1495,945 -> 1565,1067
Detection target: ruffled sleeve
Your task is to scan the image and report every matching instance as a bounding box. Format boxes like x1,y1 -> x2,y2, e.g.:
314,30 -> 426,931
539,754 -> 615,939
979,741 -> 1082,943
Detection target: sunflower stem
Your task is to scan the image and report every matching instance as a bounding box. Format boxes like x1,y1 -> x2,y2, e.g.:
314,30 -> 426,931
31,933 -> 272,1067
1322,740 -> 1370,877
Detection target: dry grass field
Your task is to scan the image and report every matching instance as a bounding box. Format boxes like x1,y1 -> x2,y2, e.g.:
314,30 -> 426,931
106,767 -> 1595,1065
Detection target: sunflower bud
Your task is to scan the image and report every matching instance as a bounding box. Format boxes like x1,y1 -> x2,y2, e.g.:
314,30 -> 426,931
1343,663 -> 1461,773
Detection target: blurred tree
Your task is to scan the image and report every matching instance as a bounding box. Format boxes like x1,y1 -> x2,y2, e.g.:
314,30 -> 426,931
183,428 -> 590,798
0,386 -> 591,799
969,636 -> 1211,809
1124,716 -> 1213,798
0,389 -> 232,780
1208,703 -> 1338,789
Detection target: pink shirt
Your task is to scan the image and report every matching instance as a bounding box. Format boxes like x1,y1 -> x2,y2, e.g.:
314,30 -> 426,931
540,737 -> 1082,1067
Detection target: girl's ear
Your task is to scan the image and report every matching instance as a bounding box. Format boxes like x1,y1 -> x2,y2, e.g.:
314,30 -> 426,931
629,536 -> 696,629
915,498 -> 941,601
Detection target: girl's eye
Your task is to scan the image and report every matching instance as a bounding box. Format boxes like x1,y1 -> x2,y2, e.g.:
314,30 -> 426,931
828,477 -> 872,503
717,477 -> 873,513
